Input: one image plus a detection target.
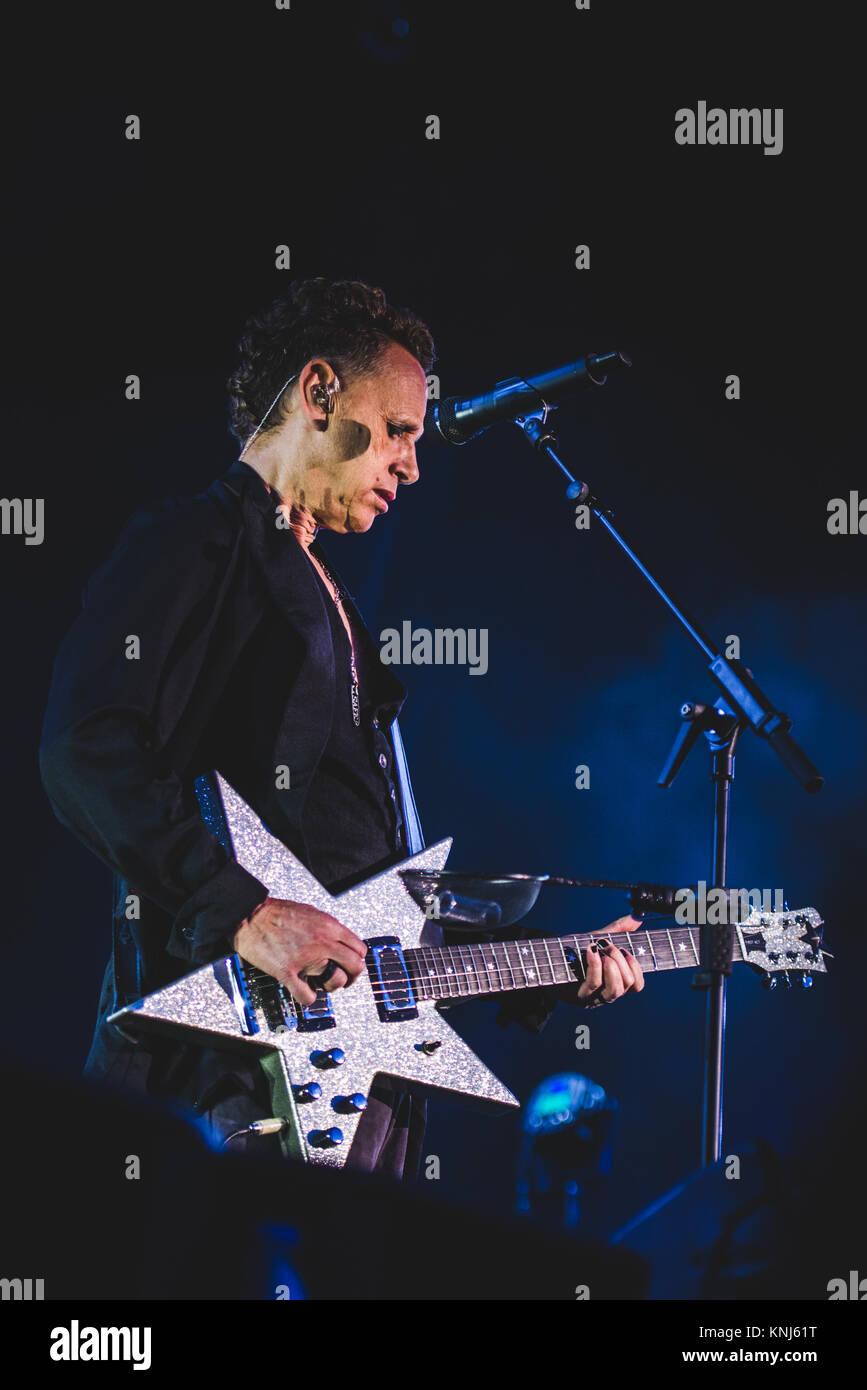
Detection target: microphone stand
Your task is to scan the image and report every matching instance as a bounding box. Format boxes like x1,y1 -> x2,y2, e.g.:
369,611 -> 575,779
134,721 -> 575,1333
513,390 -> 823,1166
657,697 -> 745,1164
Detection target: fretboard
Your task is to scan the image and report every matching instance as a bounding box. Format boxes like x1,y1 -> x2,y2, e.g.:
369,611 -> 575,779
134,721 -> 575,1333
406,925 -> 748,1003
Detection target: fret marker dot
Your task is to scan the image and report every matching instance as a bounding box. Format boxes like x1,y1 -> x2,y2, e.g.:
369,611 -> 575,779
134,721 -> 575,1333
638,947 -> 646,955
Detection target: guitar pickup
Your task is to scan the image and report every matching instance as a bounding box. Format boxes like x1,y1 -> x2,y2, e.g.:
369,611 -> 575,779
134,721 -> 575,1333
368,937 -> 418,1023
296,989 -> 336,1032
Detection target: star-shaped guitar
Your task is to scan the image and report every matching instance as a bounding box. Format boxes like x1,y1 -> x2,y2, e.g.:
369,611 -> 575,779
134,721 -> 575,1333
110,772 -> 520,1168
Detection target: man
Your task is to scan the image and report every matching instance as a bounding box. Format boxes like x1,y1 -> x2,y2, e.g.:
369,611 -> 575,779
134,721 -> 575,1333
39,277 -> 643,1182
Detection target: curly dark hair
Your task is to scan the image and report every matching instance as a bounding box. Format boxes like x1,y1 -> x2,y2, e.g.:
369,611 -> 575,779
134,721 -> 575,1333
227,277 -> 436,445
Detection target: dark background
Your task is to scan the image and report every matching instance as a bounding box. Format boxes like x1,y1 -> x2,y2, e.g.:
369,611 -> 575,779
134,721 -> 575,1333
3,1 -> 864,1288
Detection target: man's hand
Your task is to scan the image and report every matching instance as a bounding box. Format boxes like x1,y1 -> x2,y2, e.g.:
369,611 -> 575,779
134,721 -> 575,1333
571,913 -> 645,1008
232,897 -> 368,1006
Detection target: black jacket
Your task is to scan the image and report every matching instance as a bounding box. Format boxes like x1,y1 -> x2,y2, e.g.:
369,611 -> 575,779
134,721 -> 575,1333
39,459 -> 551,1108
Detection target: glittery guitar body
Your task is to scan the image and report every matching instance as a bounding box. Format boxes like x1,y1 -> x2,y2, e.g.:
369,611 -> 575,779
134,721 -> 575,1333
110,773 -> 519,1168
109,773 -> 828,1169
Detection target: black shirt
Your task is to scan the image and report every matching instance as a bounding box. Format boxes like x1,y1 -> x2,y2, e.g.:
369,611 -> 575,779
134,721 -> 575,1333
197,535 -> 406,895
302,566 -> 407,887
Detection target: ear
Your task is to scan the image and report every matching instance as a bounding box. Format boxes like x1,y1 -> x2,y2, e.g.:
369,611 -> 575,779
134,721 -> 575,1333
297,359 -> 339,428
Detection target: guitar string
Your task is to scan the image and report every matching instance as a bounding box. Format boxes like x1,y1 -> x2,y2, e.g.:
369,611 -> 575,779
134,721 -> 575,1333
255,954 -> 817,1012
285,931 -> 741,992
244,929 -> 725,993
247,944 -> 752,1015
247,939 -> 672,1002
242,926 -> 810,1014
250,944 -> 809,1018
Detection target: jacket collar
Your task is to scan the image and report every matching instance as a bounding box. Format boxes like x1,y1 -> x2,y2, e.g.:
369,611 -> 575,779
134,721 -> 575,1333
216,458 -> 407,718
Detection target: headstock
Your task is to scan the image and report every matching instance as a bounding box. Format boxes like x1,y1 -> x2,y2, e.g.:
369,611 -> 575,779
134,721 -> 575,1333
737,907 -> 829,989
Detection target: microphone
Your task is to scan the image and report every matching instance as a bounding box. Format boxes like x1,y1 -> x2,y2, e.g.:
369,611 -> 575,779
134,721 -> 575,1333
430,349 -> 631,446
625,883 -> 683,916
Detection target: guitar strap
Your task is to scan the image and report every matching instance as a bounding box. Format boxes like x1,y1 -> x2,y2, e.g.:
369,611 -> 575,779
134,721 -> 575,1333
390,716 -> 425,854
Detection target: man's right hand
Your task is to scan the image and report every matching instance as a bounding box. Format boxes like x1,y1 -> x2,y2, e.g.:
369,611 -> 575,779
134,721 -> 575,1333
232,897 -> 368,1006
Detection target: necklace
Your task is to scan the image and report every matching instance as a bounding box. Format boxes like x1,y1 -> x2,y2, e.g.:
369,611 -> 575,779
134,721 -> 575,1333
311,551 -> 361,728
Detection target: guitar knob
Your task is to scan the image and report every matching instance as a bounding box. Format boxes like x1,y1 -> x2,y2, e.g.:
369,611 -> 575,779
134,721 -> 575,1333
333,1093 -> 368,1114
292,1082 -> 322,1103
308,1127 -> 344,1149
310,1048 -> 345,1069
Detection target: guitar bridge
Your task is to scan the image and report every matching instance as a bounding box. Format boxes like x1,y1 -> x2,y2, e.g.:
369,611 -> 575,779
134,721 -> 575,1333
238,961 -> 337,1034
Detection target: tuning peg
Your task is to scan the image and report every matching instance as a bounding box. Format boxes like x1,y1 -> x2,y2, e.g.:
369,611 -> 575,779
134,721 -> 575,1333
761,975 -> 777,990
799,975 -> 813,989
780,972 -> 791,988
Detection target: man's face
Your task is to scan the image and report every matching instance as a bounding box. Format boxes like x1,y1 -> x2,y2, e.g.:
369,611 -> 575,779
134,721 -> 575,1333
308,341 -> 427,534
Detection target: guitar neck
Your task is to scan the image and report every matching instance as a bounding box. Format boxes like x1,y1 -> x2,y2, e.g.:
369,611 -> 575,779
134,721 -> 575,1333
407,924 -> 746,1003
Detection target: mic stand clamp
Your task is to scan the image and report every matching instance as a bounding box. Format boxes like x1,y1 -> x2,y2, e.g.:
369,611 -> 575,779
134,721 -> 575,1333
658,697 -> 745,986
